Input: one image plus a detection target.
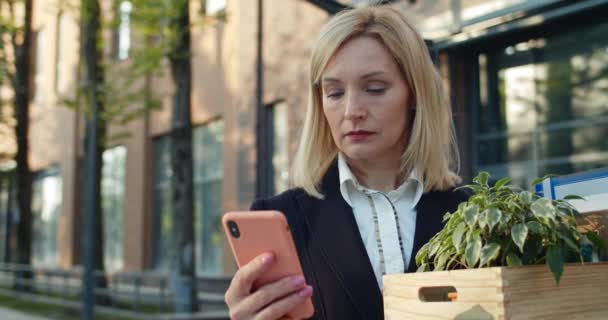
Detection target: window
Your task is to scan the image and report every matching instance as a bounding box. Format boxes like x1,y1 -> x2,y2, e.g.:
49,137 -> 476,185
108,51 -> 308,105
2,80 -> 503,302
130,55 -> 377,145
202,0 -> 226,15
475,21 -> 608,187
152,120 -> 225,275
0,173 -> 13,262
101,146 -> 127,272
268,102 -> 289,194
193,120 -> 224,275
116,1 -> 132,60
151,136 -> 172,270
31,167 -> 62,267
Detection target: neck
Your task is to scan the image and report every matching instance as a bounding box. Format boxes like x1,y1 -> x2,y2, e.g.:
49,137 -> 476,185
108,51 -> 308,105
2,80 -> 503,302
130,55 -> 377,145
346,156 -> 404,193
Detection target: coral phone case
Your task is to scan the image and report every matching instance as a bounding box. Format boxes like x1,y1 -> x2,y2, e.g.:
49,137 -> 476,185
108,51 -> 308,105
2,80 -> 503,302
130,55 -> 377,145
222,210 -> 314,319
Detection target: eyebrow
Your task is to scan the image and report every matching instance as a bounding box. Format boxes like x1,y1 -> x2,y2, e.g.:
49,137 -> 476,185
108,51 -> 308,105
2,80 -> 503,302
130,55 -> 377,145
321,71 -> 386,83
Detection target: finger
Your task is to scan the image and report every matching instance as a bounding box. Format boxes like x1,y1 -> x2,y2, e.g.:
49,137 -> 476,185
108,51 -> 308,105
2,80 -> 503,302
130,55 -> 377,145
225,252 -> 274,306
237,275 -> 307,316
254,285 -> 313,320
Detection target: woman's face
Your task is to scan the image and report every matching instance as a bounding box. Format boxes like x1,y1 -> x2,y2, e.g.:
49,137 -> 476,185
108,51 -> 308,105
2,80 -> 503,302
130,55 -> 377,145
321,35 -> 412,166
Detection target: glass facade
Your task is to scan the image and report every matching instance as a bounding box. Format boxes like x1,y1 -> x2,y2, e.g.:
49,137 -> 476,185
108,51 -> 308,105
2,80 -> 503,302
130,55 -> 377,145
270,102 -> 289,194
152,120 -> 225,275
117,1 -> 132,60
193,120 -> 224,275
476,21 -> 608,187
101,146 -> 127,272
398,0 -> 547,39
152,135 -> 173,271
31,167 -> 62,267
0,174 -> 11,262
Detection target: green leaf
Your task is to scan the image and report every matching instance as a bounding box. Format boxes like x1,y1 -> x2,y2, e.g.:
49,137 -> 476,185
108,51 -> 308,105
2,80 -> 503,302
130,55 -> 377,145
469,195 -> 486,207
506,253 -> 523,267
499,212 -> 511,228
526,221 -> 544,234
455,184 -> 486,194
486,207 -> 502,233
479,243 -> 501,267
452,222 -> 466,251
473,172 -> 490,186
507,201 -> 524,213
563,195 -> 585,201
555,202 -> 580,218
429,241 -> 441,258
511,223 -> 528,253
465,228 -> 474,242
465,233 -> 482,268
464,204 -> 479,228
478,210 -> 487,230
547,245 -> 564,284
530,198 -> 556,220
417,263 -> 430,272
415,254 -> 426,267
457,202 -> 467,212
556,230 -> 580,252
519,191 -> 535,204
494,177 -> 512,189
435,252 -> 450,270
442,211 -> 452,222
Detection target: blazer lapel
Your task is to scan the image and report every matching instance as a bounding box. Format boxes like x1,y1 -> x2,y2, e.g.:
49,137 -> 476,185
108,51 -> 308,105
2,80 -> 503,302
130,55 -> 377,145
407,191 -> 458,272
296,162 -> 383,319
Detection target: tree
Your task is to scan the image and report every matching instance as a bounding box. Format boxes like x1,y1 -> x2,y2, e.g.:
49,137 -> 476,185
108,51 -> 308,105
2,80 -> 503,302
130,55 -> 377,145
80,0 -> 110,312
166,0 -> 197,312
77,0 -> 220,311
52,0 -> 174,314
0,0 -> 34,292
125,0 -> 202,311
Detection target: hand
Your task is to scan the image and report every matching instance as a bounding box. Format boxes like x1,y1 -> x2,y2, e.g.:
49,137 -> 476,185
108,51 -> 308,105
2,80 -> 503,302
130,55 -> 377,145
224,252 -> 313,320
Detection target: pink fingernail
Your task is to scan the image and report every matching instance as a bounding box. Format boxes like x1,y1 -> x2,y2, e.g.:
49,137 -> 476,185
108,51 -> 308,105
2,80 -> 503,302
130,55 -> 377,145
298,285 -> 313,297
291,276 -> 305,288
260,253 -> 273,265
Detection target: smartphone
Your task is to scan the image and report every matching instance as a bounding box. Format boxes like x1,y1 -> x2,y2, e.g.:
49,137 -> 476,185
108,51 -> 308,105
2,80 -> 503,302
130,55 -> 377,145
223,210 -> 314,319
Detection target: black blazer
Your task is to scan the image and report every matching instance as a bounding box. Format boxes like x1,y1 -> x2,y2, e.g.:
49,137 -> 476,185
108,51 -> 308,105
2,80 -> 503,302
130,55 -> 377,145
250,162 -> 469,319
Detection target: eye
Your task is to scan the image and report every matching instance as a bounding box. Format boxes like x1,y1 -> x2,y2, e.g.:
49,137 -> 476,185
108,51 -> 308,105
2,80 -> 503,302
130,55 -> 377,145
326,91 -> 344,99
366,87 -> 386,95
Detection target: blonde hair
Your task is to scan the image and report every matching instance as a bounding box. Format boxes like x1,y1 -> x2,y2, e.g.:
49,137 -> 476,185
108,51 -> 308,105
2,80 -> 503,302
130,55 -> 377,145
293,6 -> 461,198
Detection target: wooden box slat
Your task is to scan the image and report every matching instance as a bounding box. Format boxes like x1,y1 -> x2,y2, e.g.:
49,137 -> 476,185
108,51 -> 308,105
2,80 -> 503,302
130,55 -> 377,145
383,263 -> 608,320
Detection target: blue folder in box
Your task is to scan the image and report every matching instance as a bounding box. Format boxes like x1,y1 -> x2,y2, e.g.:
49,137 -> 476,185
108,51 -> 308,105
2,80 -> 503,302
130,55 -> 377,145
535,167 -> 608,199
535,168 -> 608,262
535,167 -> 608,213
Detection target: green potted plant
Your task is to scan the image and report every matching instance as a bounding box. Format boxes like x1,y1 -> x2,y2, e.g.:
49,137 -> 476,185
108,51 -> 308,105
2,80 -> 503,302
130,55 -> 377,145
382,172 -> 608,320
415,172 -> 605,283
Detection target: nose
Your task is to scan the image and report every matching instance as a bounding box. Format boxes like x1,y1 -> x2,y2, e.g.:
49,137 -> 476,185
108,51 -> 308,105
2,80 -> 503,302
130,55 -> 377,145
344,91 -> 367,120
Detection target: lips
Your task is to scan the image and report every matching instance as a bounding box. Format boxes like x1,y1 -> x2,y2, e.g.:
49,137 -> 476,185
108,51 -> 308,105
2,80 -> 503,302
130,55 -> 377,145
345,130 -> 375,141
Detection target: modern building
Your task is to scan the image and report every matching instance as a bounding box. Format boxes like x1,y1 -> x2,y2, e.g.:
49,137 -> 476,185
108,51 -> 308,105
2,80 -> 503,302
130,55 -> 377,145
0,0 -> 607,281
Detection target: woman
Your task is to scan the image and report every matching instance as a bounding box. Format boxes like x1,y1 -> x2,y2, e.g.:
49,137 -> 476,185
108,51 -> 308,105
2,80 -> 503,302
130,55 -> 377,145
225,5 -> 469,320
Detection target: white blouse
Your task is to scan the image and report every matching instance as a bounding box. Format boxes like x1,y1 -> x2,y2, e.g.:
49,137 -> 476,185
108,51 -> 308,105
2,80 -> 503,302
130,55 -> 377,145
337,154 -> 423,288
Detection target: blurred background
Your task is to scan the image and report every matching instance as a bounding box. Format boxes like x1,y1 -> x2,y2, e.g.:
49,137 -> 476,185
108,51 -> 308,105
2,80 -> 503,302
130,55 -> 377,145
0,0 -> 607,319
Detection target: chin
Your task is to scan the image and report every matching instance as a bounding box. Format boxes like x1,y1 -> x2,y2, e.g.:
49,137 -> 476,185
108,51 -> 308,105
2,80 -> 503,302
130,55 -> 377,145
341,148 -> 377,162
341,143 -> 401,164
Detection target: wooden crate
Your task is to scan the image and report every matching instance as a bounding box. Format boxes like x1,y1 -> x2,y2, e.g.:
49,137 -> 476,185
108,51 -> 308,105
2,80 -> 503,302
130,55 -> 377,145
383,263 -> 608,320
